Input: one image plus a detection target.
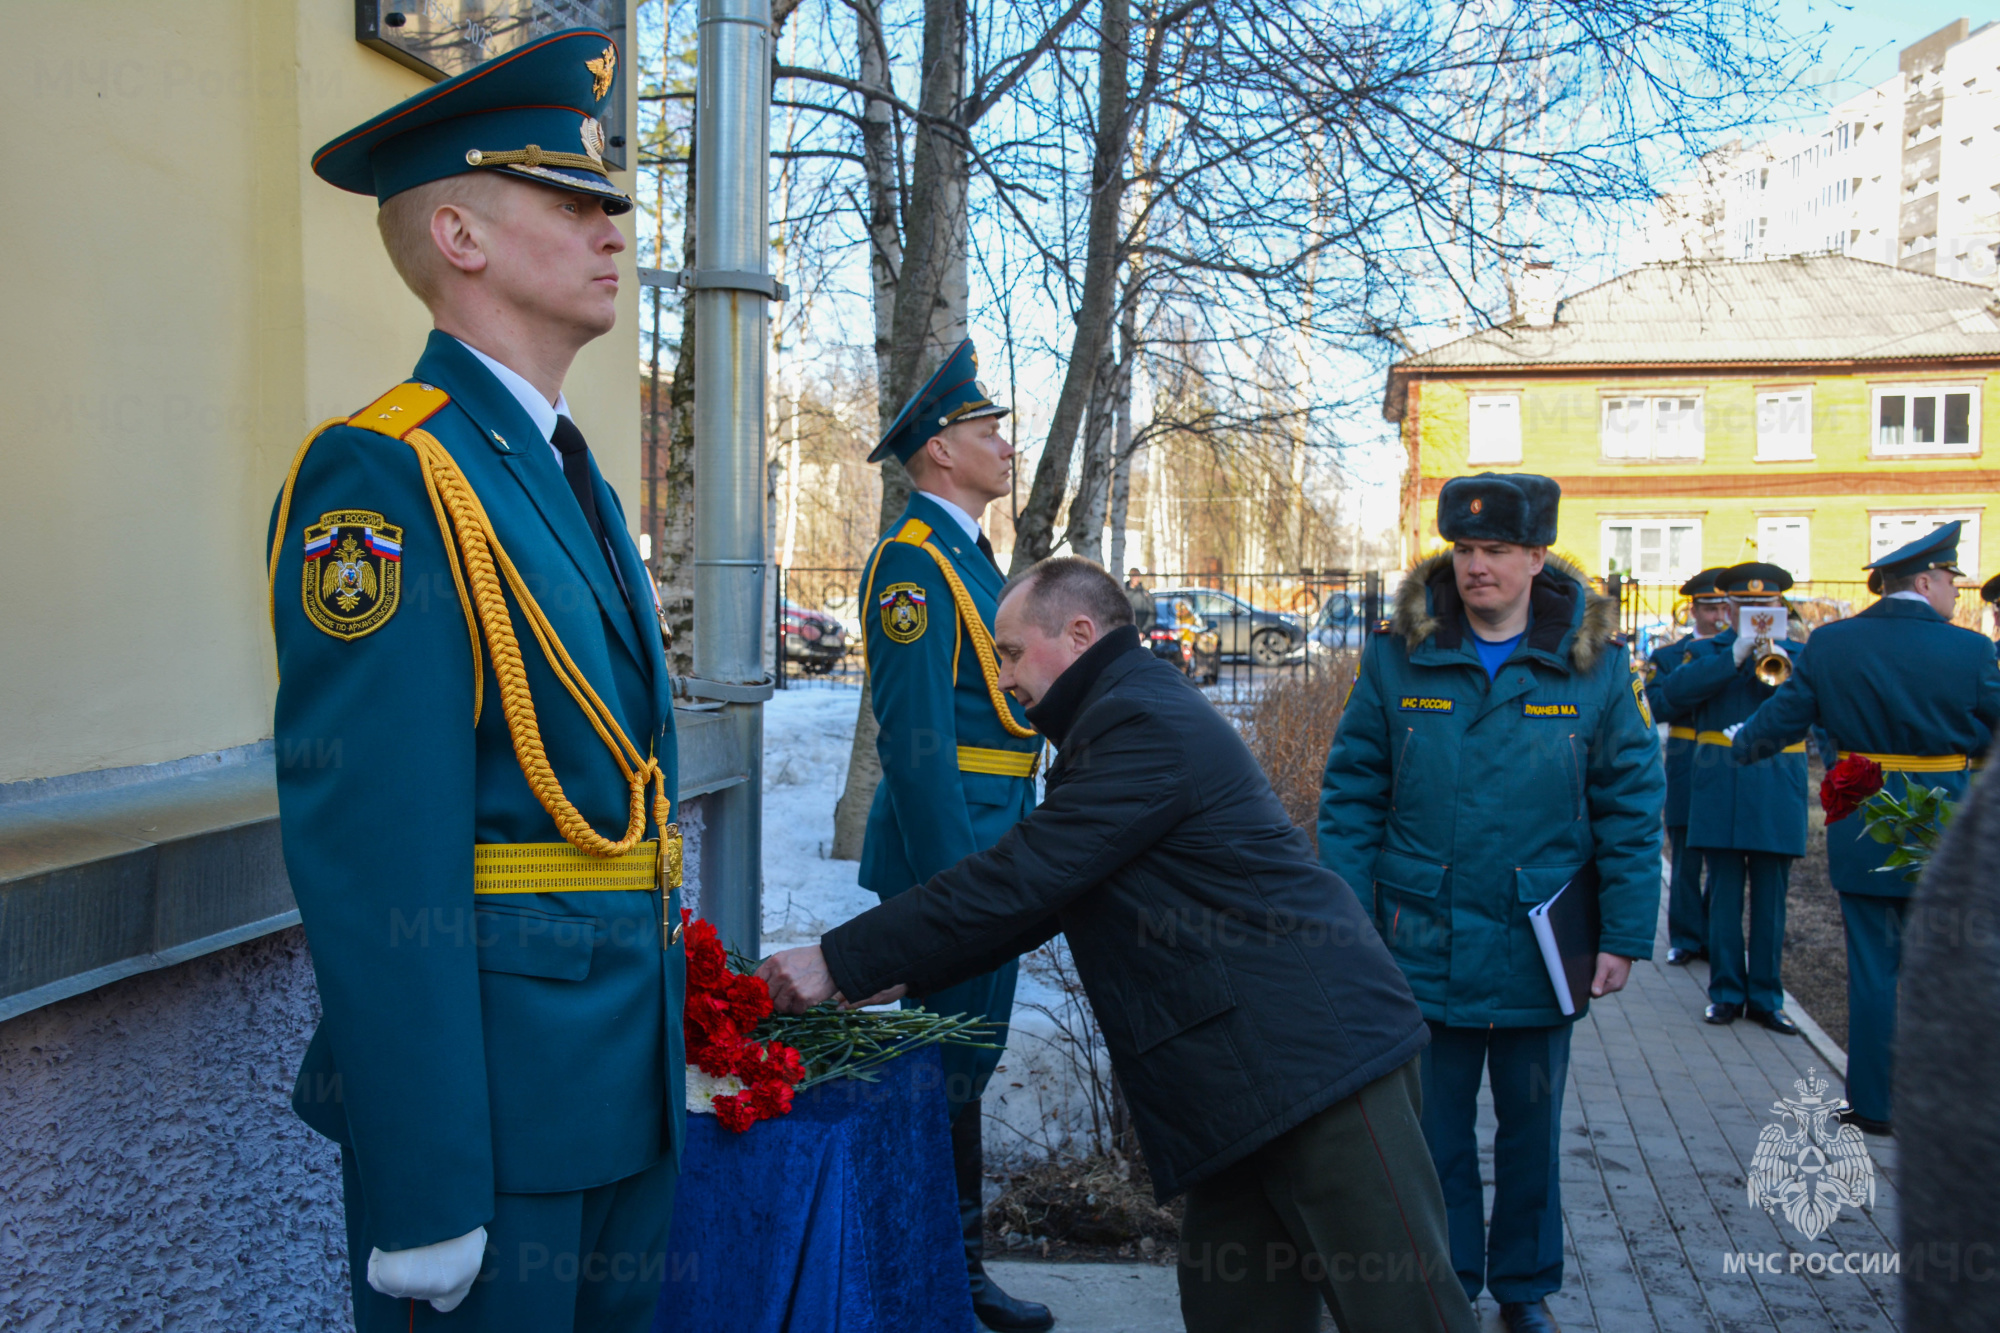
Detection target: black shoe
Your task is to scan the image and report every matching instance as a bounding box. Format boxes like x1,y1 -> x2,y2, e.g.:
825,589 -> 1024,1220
1839,1107 -> 1894,1136
1666,947 -> 1705,965
1747,1006 -> 1800,1036
1500,1300 -> 1560,1333
1704,1001 -> 1741,1025
953,1105 -> 1055,1332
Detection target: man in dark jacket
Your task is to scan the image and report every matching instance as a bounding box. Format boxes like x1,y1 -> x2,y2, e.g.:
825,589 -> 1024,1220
760,557 -> 1475,1333
1317,473 -> 1663,1333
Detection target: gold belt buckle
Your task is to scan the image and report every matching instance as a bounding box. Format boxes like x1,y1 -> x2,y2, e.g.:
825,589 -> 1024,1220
659,824 -> 684,947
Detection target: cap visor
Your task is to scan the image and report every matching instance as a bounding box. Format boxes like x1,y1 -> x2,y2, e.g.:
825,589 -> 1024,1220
491,164 -> 633,214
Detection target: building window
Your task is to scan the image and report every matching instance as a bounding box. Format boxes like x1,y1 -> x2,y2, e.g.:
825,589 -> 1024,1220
1756,389 -> 1813,460
1466,393 -> 1522,464
1601,395 -> 1704,461
1757,516 -> 1811,581
1870,512 -> 1981,568
1873,385 -> 1979,455
1602,519 -> 1703,583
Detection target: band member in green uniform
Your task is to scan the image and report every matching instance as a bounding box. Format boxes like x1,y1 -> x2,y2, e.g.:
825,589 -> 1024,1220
1660,564 -> 1808,1032
1646,567 -> 1731,965
1733,523 -> 2000,1133
858,339 -> 1051,1332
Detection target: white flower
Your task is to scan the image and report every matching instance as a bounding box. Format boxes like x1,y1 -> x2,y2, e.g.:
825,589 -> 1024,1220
685,1065 -> 744,1113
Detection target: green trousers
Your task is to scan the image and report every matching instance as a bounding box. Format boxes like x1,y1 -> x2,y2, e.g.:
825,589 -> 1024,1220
1176,1056 -> 1477,1333
344,1149 -> 678,1333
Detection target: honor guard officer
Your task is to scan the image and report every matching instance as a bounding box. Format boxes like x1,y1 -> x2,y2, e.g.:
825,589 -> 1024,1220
1733,522 -> 2000,1133
271,31 -> 684,1331
1659,564 -> 1809,1032
860,340 -> 1051,1333
1647,567 -> 1732,966
1982,573 -> 2000,645
1319,473 -> 1663,1333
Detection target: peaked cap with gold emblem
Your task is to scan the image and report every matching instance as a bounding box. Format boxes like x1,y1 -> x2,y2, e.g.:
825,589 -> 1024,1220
870,338 -> 1010,463
312,28 -> 631,214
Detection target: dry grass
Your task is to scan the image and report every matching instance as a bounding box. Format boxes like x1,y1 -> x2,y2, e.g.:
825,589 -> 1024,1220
987,1152 -> 1182,1257
1243,658 -> 1358,829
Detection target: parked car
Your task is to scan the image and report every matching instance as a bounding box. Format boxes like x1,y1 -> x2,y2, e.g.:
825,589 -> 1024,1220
1152,587 -> 1303,665
782,601 -> 847,674
1285,590 -> 1371,663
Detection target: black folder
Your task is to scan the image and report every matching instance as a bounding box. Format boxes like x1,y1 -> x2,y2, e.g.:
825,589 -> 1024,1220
1527,862 -> 1602,1018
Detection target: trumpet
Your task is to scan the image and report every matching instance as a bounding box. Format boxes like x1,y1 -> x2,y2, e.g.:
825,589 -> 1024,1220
1750,636 -> 1791,687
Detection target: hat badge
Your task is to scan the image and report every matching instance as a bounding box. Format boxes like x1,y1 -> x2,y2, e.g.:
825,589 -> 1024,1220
1749,578 -> 1765,592
586,44 -> 617,102
580,117 -> 607,166
1469,497 -> 1483,515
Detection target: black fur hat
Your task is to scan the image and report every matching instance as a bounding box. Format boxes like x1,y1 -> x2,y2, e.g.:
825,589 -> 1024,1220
1436,472 -> 1560,547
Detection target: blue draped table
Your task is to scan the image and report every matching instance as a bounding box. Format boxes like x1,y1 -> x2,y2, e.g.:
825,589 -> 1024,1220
653,1045 -> 974,1333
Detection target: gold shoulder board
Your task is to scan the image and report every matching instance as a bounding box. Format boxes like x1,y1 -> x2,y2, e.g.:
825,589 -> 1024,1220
347,381 -> 452,440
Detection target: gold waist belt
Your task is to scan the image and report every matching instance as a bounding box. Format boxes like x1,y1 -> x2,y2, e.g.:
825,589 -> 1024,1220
473,838 -> 668,895
1667,726 -> 1697,741
1837,751 -> 1973,773
957,745 -> 1039,778
1696,731 -> 1806,752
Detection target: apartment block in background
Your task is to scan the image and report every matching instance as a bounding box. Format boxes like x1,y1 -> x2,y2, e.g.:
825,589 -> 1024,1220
1654,18 -> 2000,282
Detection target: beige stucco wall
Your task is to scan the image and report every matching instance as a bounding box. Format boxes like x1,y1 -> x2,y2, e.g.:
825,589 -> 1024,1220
0,3 -> 641,785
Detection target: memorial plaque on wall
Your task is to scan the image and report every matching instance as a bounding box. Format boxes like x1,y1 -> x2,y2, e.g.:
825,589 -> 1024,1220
356,0 -> 628,170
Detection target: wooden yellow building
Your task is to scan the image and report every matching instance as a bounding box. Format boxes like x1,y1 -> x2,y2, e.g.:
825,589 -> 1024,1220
1386,256 -> 2000,588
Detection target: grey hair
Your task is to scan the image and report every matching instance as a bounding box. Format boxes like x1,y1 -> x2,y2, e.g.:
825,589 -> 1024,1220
999,556 -> 1135,635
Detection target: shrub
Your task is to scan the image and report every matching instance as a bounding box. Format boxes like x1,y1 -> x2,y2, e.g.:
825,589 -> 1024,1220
1243,657 -> 1357,829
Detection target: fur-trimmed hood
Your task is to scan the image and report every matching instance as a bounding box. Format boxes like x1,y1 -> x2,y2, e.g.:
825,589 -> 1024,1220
1390,549 -> 1621,674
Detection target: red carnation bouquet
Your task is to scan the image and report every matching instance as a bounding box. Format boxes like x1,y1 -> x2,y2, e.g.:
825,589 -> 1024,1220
681,911 -> 805,1132
678,910 -> 997,1134
1819,754 -> 1884,824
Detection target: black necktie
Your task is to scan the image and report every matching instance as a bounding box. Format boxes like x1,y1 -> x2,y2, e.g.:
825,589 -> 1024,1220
976,531 -> 1000,571
550,415 -> 626,599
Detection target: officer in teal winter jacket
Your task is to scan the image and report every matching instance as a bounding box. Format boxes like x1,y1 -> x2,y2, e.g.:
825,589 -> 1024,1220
858,339 -> 1050,1332
1733,522 -> 2000,1134
1645,567 -> 1731,965
1318,473 -> 1662,1333
1660,563 -> 1809,1033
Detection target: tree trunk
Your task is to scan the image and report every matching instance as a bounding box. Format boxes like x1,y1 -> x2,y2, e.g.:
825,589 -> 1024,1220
658,120 -> 698,680
1106,307 -> 1138,574
833,0 -> 970,861
1061,345 -> 1119,564
1009,0 -> 1131,572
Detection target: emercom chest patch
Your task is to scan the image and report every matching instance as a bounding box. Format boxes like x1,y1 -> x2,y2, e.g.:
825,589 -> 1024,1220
1524,701 -> 1580,719
1398,696 -> 1455,714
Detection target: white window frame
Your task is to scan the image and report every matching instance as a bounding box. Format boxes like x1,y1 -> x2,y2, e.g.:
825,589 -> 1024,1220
1466,393 -> 1523,465
1872,384 -> 1981,456
1755,515 -> 1812,582
1869,510 -> 1981,568
1601,518 -> 1704,585
1600,393 -> 1705,462
1755,388 -> 1814,461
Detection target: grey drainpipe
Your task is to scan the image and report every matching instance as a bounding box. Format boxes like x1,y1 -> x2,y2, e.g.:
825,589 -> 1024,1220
681,0 -> 780,956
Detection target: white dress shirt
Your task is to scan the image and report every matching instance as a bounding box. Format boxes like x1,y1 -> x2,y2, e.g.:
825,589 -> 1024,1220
917,491 -> 985,545
455,338 -> 570,471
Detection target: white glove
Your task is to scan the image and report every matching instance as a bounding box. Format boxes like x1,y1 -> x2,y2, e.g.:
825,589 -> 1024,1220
368,1226 -> 487,1313
1731,635 -> 1754,666
1723,723 -> 1744,741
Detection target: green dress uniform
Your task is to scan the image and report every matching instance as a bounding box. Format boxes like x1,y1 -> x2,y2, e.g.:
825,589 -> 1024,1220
1659,563 -> 1808,1024
1646,567 -> 1729,961
273,34 -> 684,1332
860,340 -> 1049,1331
1734,523 -> 2000,1126
1318,474 -> 1663,1310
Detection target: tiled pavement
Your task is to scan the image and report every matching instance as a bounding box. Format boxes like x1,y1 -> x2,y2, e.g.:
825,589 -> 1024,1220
1484,899 -> 1901,1333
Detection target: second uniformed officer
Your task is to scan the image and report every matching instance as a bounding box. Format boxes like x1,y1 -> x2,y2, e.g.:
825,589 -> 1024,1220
272,31 -> 683,1332
1318,473 -> 1663,1333
1660,563 -> 1809,1032
1646,567 -> 1732,965
1734,522 -> 2000,1133
859,340 -> 1051,1332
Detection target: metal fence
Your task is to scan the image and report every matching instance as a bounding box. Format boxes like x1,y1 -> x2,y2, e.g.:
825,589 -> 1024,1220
772,565 -> 1393,701
1606,576 -> 1995,660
